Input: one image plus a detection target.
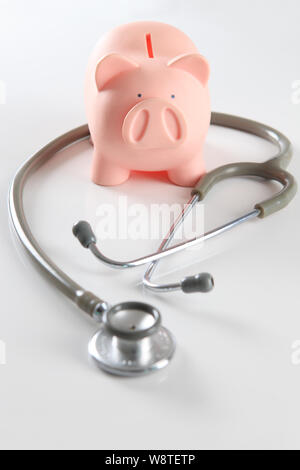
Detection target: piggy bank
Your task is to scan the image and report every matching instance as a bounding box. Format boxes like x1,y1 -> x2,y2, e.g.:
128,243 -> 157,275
85,21 -> 210,187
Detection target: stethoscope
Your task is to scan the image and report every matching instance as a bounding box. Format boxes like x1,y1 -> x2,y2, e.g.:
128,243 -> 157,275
9,112 -> 297,376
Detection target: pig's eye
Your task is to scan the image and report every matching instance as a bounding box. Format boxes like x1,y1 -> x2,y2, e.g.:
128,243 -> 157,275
137,93 -> 142,98
171,94 -> 175,99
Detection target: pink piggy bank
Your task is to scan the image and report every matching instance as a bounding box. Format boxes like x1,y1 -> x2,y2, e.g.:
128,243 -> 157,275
85,21 -> 211,187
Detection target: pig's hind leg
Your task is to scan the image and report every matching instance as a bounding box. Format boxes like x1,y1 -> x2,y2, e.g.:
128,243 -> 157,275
91,151 -> 130,186
168,155 -> 205,187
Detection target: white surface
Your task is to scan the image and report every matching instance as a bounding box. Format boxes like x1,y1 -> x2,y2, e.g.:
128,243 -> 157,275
0,0 -> 300,450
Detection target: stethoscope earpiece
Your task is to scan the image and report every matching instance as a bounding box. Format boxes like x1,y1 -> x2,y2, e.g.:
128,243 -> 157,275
181,273 -> 214,294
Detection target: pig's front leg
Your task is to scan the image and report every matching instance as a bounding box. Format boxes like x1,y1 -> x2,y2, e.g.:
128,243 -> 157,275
91,151 -> 130,186
168,155 -> 206,187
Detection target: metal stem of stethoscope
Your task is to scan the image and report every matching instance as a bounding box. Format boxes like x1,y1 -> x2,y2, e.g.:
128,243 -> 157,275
142,196 -> 260,293
143,194 -> 202,293
73,204 -> 260,293
73,111 -> 296,296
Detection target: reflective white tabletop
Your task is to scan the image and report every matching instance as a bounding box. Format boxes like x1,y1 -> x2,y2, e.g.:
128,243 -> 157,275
0,0 -> 299,450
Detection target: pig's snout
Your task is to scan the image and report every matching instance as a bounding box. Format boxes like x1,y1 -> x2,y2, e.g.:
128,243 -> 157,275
122,98 -> 187,149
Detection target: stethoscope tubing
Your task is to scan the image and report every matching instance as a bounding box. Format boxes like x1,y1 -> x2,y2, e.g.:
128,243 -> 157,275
8,113 -> 296,312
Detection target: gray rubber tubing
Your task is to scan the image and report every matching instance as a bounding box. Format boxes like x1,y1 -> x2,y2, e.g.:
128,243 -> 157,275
8,124 -> 109,317
8,113 -> 296,316
192,113 -> 297,218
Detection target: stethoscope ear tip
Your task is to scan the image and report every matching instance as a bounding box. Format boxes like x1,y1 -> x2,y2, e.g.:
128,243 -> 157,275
181,272 -> 214,294
73,220 -> 96,248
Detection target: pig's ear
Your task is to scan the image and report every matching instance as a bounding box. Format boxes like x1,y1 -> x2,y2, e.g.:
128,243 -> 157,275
95,53 -> 139,92
167,53 -> 210,87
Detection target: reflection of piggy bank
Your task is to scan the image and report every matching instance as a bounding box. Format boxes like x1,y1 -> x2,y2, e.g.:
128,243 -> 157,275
85,21 -> 210,187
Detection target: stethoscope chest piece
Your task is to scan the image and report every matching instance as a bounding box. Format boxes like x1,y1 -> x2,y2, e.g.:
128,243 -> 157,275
89,302 -> 175,376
